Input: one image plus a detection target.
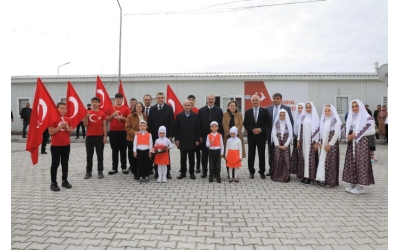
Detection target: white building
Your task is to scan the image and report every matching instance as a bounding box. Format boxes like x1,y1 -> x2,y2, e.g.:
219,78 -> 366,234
11,71 -> 387,133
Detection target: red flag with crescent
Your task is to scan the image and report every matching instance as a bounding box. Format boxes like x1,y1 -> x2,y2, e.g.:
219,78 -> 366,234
96,76 -> 113,114
66,81 -> 87,128
166,84 -> 184,119
26,78 -> 60,165
118,79 -> 129,108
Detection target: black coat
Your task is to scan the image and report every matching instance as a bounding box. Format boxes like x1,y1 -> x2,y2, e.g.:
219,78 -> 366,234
243,107 -> 271,142
174,111 -> 200,151
198,105 -> 224,147
147,103 -> 174,143
20,107 -> 32,121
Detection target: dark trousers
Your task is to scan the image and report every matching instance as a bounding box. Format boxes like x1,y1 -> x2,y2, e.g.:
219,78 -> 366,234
41,129 -> 49,152
195,145 -> 201,168
137,149 -> 151,178
385,124 -> 388,142
22,120 -> 29,137
247,141 -> 266,174
267,140 -> 275,171
76,121 -> 85,138
50,145 -> 70,183
208,149 -> 221,177
180,149 -> 195,175
109,131 -> 127,170
85,136 -> 104,173
127,140 -> 138,174
375,122 -> 380,139
201,146 -> 209,175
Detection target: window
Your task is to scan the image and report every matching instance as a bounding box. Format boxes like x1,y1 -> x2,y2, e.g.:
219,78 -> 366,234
335,96 -> 349,115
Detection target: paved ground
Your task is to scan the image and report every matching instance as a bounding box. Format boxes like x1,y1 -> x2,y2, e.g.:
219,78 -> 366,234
11,136 -> 388,250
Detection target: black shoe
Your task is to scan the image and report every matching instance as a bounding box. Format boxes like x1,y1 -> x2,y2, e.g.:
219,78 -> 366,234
62,181 -> 72,189
128,166 -> 132,170
145,177 -> 149,182
209,177 -> 213,183
177,174 -> 186,179
22,136 -> 27,138
266,170 -> 271,176
259,173 -> 266,179
154,173 -> 159,178
167,173 -> 172,179
41,151 -> 47,154
304,179 -> 313,185
201,174 -> 207,178
196,167 -> 201,173
249,173 -> 254,179
108,169 -> 118,175
190,174 -> 196,180
84,172 -> 92,179
98,171 -> 104,179
75,137 -> 79,139
150,169 -> 155,175
216,177 -> 221,183
83,136 -> 85,139
300,178 -> 307,184
122,169 -> 130,174
50,183 -> 60,192
133,174 -> 139,180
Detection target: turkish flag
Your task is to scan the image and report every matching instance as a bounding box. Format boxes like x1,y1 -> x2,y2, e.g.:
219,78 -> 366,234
166,84 -> 184,119
96,76 -> 113,114
66,81 -> 87,128
26,78 -> 60,165
118,79 -> 129,108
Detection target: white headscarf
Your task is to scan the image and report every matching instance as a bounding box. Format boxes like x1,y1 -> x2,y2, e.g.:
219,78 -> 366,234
293,103 -> 304,136
319,104 -> 342,140
229,126 -> 239,141
271,109 -> 293,142
300,102 -> 320,141
345,99 -> 375,143
158,125 -> 166,137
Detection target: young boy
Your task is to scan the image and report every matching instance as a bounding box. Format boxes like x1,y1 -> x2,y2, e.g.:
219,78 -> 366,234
84,97 -> 107,179
48,102 -> 74,191
133,120 -> 153,183
206,121 -> 224,183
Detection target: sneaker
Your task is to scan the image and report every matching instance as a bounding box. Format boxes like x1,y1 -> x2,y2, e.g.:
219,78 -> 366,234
145,177 -> 149,182
122,169 -> 130,174
108,169 -> 118,175
139,177 -> 143,183
84,172 -> 92,179
62,180 -> 72,189
350,187 -> 366,195
157,177 -> 162,183
98,171 -> 104,179
345,185 -> 356,192
371,159 -> 375,163
50,183 -> 60,192
373,158 -> 378,161
162,179 -> 167,183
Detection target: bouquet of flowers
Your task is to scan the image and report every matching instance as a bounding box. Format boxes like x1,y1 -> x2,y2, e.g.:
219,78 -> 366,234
152,144 -> 167,154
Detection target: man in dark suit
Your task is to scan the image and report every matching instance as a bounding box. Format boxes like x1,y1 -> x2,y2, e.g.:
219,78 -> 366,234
147,92 -> 175,179
373,105 -> 381,140
20,102 -> 32,138
266,93 -> 294,176
243,95 -> 271,179
175,100 -> 200,180
198,94 -> 224,178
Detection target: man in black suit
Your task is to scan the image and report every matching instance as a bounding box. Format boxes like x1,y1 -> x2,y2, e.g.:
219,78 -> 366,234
243,95 -> 271,179
20,102 -> 32,138
147,92 -> 175,179
373,105 -> 381,140
198,94 -> 224,178
175,100 -> 200,180
266,93 -> 294,176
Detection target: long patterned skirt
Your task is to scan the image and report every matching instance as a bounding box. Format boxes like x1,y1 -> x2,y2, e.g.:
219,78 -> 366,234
290,137 -> 299,175
297,130 -> 319,180
342,136 -> 375,185
324,133 -> 340,187
271,133 -> 291,183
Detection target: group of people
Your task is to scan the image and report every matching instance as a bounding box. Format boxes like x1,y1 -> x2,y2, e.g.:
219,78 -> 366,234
21,90 -> 383,195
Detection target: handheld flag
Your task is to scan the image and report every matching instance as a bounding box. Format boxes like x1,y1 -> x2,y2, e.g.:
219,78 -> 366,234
118,79 -> 129,108
166,84 -> 184,119
96,76 -> 113,114
66,81 -> 87,128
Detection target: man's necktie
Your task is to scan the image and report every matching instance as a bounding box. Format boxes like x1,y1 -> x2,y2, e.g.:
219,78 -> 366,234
254,108 -> 258,123
159,105 -> 162,111
274,106 -> 279,122
146,107 -> 149,116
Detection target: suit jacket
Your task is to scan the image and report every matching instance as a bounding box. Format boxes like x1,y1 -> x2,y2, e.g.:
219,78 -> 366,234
147,103 -> 174,143
125,112 -> 148,141
174,111 -> 200,151
243,107 -> 271,142
266,104 -> 294,144
198,105 -> 224,142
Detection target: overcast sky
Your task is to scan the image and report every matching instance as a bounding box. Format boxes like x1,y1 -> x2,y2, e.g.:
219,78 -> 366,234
8,0 -> 388,76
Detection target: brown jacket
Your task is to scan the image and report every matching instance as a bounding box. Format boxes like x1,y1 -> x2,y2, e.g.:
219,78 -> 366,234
222,111 -> 246,158
125,112 -> 148,141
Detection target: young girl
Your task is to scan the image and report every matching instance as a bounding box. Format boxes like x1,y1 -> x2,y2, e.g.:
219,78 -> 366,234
342,100 -> 375,194
290,103 -> 304,177
297,102 -> 319,185
225,126 -> 242,182
315,104 -> 341,188
271,109 -> 292,183
153,126 -> 174,183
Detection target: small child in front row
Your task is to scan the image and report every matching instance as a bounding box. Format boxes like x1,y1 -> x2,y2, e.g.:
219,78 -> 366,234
206,121 -> 224,183
133,120 -> 153,183
153,126 -> 174,183
225,126 -> 242,183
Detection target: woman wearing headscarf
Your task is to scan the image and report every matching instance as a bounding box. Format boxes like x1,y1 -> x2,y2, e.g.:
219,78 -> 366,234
342,99 -> 375,194
271,109 -> 293,183
297,102 -> 320,185
378,105 -> 387,141
290,103 -> 304,177
315,104 -> 341,188
222,101 -> 246,177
